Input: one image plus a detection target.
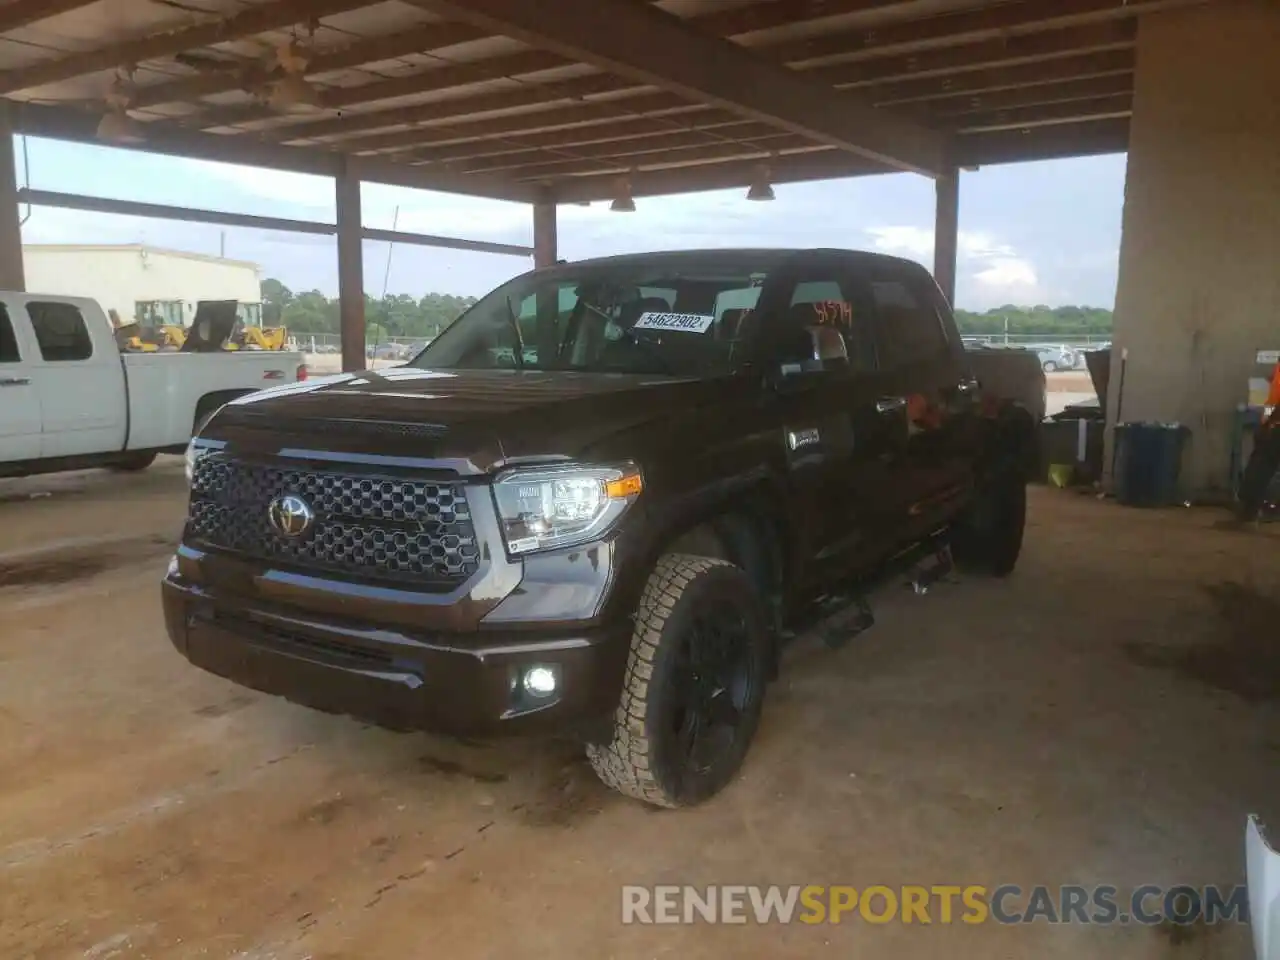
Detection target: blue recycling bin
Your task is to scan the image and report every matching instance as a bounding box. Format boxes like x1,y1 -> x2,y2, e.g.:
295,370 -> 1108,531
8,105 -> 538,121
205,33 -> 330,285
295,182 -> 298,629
1114,422 -> 1191,507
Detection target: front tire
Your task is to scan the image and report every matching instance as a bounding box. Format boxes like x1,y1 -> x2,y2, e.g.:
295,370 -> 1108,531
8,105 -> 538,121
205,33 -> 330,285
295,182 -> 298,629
586,554 -> 770,808
951,468 -> 1027,577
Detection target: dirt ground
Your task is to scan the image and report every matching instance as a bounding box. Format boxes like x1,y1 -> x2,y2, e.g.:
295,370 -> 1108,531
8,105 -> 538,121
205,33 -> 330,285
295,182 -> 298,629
2,461 -> 1278,960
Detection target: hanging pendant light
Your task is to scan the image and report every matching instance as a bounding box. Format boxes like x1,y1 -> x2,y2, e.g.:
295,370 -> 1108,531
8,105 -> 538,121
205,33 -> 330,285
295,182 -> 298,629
746,163 -> 775,202
610,176 -> 636,212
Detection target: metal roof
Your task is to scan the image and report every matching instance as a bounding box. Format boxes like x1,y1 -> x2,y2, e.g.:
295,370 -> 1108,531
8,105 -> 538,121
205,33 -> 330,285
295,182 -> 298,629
0,0 -> 1195,203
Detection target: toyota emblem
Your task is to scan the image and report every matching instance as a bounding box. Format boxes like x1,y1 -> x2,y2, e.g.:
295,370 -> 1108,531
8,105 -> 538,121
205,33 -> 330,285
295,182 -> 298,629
268,494 -> 314,539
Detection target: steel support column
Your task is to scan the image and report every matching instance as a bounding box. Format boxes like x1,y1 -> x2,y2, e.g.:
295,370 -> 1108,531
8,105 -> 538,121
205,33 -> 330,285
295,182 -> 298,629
934,168 -> 960,307
533,201 -> 557,268
0,106 -> 24,291
335,159 -> 365,373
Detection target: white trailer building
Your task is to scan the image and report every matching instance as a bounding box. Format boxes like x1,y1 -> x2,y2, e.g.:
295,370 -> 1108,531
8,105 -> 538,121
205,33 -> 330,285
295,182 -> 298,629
21,244 -> 263,327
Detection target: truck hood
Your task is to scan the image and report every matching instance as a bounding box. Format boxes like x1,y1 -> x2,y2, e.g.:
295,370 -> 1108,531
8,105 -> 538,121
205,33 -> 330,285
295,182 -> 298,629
212,365 -> 728,474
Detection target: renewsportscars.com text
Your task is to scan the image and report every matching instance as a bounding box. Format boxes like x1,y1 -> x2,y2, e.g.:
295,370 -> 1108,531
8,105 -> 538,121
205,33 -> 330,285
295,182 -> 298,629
620,884 -> 1250,926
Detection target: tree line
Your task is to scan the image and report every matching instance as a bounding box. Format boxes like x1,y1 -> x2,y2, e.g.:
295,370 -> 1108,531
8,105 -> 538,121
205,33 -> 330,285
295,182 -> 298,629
261,278 -> 478,342
261,279 -> 1113,342
953,304 -> 1113,337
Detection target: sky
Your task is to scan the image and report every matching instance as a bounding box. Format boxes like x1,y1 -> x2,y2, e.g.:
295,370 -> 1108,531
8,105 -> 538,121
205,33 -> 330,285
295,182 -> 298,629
14,136 -> 1128,311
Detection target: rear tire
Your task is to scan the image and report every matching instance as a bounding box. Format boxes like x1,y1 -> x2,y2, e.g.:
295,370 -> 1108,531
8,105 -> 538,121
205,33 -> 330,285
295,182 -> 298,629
586,554 -> 770,808
110,452 -> 157,472
951,468 -> 1027,577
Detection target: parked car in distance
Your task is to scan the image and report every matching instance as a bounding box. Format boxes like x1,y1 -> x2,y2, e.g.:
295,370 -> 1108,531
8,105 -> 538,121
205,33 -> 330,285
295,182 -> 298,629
165,248 -> 1036,809
1,293 -> 306,478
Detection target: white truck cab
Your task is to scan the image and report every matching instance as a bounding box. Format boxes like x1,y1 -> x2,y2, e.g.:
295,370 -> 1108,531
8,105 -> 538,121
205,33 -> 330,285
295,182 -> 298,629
0,292 -> 306,477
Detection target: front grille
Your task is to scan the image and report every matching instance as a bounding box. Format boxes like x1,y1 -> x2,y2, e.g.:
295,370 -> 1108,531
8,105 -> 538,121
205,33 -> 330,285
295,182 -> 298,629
188,454 -> 480,586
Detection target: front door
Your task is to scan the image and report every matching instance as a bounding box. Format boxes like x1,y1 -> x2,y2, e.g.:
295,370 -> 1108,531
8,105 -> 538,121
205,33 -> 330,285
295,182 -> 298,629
0,303 -> 41,463
759,260 -> 897,592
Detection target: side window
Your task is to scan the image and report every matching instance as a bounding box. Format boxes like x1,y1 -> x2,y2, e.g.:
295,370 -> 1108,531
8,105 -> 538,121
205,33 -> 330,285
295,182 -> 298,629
0,305 -> 20,362
28,301 -> 94,362
781,275 -> 875,371
868,274 -> 949,368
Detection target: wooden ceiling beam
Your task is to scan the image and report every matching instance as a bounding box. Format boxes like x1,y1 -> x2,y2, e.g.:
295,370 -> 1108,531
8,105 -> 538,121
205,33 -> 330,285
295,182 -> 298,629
258,74 -> 630,141
397,110 -> 737,163
911,74 -> 1134,115
948,94 -> 1132,133
455,121 -> 789,174
403,0 -> 947,175
322,49 -> 1134,159
0,0 -> 375,96
340,102 -> 713,156
236,13 -> 1140,150
0,0 -> 102,34
550,149 -> 884,203
815,22 -> 1136,89
769,0 -> 1200,65
186,49 -> 569,131
497,139 -> 825,183
130,21 -> 489,109
951,115 -> 1130,165
8,100 -> 540,202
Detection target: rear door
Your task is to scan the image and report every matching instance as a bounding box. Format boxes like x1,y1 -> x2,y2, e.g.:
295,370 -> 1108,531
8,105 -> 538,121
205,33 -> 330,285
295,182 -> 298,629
0,302 -> 41,463
865,260 -> 977,542
22,299 -> 128,459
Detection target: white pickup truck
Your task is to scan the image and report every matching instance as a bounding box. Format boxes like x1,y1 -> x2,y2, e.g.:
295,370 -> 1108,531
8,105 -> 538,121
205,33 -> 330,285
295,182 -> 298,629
0,293 -> 306,478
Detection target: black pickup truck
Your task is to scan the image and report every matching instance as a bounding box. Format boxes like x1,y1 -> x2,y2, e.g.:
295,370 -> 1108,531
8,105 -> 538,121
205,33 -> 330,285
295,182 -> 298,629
163,248 -> 1033,808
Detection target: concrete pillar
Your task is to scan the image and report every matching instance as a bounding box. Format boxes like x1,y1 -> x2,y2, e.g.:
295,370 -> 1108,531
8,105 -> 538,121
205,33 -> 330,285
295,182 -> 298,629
533,200 -> 557,268
1108,0 -> 1280,496
933,168 -> 959,306
0,105 -> 25,291
335,159 -> 364,373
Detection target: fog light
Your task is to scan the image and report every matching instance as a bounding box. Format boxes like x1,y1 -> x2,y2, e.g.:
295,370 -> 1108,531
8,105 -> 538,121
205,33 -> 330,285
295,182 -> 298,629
522,665 -> 558,697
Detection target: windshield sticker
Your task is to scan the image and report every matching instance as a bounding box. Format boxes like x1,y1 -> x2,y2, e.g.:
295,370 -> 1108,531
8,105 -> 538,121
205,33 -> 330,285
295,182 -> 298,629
634,311 -> 715,334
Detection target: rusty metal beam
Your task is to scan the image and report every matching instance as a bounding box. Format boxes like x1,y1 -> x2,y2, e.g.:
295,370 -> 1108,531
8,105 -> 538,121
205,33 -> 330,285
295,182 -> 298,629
130,21 -> 489,109
0,0 -> 101,34
948,95 -> 1132,133
0,0 -> 374,96
769,0 -> 1199,65
456,121 -> 789,174
404,0 -> 947,175
9,100 -> 540,203
493,139 -> 824,183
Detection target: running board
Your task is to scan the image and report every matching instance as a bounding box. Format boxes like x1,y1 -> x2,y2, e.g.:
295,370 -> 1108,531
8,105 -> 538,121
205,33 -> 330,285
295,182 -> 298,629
782,532 -> 955,651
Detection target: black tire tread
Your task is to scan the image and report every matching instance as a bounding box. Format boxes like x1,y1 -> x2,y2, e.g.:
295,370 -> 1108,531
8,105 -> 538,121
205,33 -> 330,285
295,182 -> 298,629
586,553 -> 734,808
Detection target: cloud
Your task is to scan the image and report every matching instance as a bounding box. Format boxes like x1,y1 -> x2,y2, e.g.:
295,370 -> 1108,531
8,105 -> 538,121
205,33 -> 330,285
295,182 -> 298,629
865,224 -> 1041,305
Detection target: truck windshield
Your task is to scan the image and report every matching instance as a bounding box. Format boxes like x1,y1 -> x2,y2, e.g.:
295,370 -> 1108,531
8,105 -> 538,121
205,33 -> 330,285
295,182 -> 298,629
410,256 -> 773,377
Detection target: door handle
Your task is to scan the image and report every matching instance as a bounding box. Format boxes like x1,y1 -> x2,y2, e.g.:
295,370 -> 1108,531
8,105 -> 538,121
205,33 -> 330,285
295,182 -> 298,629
956,377 -> 979,395
0,376 -> 30,386
876,396 -> 907,414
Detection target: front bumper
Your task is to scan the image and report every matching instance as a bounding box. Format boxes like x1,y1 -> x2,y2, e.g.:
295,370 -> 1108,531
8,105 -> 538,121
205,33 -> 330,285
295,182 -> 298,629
161,572 -> 632,737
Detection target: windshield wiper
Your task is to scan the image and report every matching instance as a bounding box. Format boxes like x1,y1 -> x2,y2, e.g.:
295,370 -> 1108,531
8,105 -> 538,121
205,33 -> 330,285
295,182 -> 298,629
505,296 -> 525,370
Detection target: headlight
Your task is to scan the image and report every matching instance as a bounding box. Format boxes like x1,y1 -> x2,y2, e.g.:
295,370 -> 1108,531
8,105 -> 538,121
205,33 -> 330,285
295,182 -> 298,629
493,463 -> 643,556
184,440 -> 209,485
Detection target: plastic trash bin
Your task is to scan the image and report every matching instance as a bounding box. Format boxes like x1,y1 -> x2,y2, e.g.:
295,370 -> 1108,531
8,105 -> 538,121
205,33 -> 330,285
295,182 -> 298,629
1114,422 -> 1191,507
